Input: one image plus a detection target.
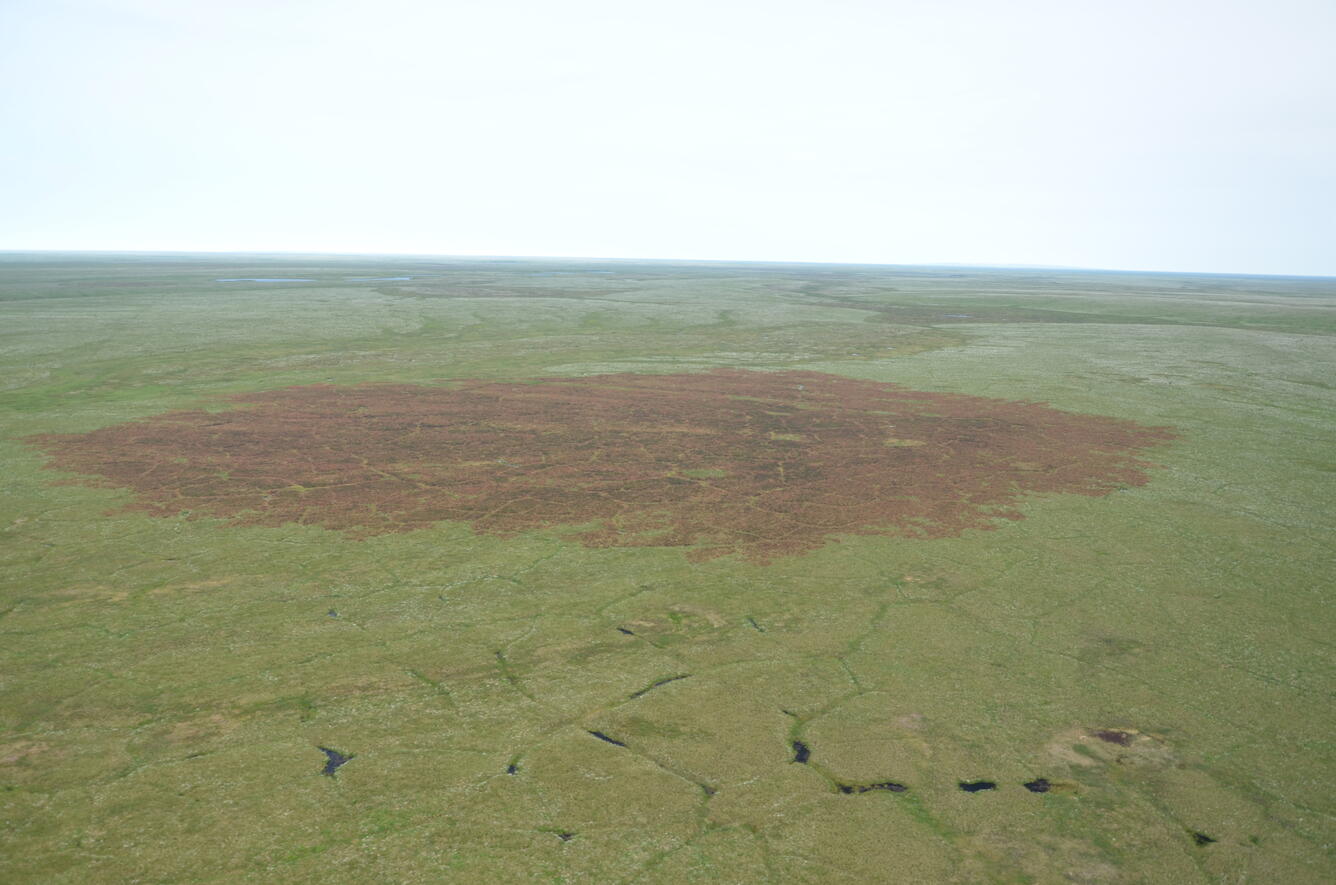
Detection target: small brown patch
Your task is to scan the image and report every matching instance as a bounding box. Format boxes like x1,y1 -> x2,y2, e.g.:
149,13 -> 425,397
30,370 -> 1176,562
1046,726 -> 1176,771
0,741 -> 49,765
149,578 -> 232,597
52,583 -> 130,605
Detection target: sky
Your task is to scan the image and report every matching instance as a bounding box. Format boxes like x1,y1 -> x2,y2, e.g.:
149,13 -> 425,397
2,0 -> 1334,275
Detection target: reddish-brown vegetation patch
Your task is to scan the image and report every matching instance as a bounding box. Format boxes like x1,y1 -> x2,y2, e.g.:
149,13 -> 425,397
31,370 -> 1176,561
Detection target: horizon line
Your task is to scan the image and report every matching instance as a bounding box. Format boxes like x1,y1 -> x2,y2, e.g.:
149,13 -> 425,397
1,248 -> 1332,281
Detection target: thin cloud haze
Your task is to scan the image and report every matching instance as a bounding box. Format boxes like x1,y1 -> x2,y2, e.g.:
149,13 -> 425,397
2,0 -> 1333,274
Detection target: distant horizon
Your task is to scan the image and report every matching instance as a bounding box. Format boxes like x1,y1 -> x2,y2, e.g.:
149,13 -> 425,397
2,248 -> 1333,281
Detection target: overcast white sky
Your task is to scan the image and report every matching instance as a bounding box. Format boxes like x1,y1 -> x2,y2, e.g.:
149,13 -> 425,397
2,0 -> 1333,275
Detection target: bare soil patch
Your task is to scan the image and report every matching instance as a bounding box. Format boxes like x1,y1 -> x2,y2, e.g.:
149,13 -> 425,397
31,369 -> 1176,561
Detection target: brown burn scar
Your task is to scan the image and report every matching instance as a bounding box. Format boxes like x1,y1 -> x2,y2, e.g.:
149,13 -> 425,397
29,369 -> 1177,562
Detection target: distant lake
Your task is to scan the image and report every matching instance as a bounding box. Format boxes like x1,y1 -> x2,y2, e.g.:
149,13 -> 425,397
346,277 -> 413,281
216,278 -> 316,282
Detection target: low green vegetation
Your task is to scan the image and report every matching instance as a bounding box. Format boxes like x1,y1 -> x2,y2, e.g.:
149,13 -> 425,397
1,253 -> 1333,882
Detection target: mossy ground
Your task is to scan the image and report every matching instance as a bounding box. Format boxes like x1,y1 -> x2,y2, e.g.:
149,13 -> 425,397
1,254 -> 1333,882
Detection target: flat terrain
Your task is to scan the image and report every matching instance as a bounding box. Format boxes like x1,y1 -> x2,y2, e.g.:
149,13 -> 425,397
1,253 -> 1333,882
